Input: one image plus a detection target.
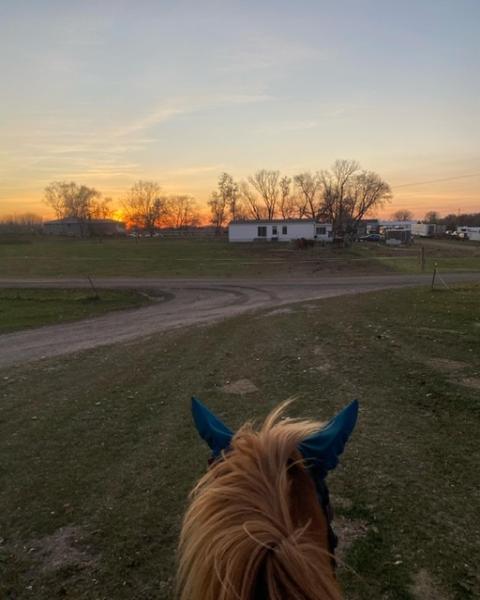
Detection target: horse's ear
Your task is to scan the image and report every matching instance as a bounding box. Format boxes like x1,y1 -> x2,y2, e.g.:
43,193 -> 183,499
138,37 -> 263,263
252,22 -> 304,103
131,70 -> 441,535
191,397 -> 233,458
298,400 -> 359,474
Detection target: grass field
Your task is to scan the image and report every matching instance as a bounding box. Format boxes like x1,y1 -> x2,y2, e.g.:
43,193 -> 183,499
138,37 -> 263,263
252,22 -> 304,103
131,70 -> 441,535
0,235 -> 479,278
0,288 -> 150,334
1,284 -> 479,599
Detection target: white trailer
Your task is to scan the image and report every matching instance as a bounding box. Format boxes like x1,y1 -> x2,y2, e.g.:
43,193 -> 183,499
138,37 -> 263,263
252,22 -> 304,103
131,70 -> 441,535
228,220 -> 333,243
457,226 -> 480,241
412,223 -> 437,237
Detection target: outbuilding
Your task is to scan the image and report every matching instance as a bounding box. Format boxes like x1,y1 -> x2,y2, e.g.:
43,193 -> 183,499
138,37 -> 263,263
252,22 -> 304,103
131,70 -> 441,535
44,217 -> 126,237
411,223 -> 446,237
228,220 -> 333,243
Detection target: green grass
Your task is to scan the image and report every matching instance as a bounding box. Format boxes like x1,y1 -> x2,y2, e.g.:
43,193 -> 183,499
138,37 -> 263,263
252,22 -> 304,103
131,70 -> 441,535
1,236 -> 478,278
0,236 -> 385,278
0,284 -> 479,599
0,288 -> 150,333
352,239 -> 480,273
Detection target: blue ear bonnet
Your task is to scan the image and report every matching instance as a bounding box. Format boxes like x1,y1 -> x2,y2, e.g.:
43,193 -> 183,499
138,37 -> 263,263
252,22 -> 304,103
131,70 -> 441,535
191,397 -> 233,459
191,397 -> 358,476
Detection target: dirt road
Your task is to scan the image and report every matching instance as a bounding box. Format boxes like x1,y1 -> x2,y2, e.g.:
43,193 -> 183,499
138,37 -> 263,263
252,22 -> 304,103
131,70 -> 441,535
0,273 -> 478,369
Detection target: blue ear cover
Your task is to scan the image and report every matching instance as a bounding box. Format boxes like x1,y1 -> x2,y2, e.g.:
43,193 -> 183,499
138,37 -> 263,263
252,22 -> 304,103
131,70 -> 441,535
191,397 -> 233,458
298,400 -> 359,475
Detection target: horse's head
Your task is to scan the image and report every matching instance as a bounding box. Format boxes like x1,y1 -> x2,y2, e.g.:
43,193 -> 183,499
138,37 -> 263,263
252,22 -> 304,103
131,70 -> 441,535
177,398 -> 358,600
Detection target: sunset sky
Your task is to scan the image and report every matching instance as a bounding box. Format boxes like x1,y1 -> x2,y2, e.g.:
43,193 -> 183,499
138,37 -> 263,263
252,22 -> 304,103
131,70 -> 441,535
1,0 -> 479,219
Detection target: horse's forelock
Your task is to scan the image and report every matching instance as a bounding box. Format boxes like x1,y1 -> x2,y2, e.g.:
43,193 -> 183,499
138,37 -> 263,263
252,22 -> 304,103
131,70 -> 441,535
177,404 -> 342,600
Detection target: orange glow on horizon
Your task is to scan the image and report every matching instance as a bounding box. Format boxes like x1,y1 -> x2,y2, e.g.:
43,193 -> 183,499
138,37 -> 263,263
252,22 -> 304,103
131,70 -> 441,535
111,208 -> 126,223
1,180 -> 479,223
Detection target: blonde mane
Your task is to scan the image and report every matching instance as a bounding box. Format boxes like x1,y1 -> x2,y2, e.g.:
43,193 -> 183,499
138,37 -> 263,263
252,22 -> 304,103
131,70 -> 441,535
177,402 -> 342,600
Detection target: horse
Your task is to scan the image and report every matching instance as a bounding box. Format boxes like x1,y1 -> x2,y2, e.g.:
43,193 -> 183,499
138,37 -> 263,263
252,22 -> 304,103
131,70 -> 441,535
177,397 -> 358,600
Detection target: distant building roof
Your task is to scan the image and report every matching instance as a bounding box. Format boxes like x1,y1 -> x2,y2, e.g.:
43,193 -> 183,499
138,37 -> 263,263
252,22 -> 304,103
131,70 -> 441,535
378,220 -> 417,226
229,219 -> 318,225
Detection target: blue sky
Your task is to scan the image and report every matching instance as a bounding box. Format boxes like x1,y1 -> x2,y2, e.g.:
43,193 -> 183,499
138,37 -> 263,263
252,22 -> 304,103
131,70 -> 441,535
1,0 -> 479,217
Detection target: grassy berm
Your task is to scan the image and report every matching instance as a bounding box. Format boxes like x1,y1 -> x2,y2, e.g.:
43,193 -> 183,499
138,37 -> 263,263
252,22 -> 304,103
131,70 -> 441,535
0,285 -> 479,599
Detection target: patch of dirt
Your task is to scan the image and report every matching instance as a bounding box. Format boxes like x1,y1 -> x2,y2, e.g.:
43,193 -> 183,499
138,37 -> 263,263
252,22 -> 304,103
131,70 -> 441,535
223,379 -> 259,395
333,516 -> 369,563
28,526 -> 96,573
425,358 -> 469,372
410,569 -> 451,600
458,377 -> 480,390
311,346 -> 332,373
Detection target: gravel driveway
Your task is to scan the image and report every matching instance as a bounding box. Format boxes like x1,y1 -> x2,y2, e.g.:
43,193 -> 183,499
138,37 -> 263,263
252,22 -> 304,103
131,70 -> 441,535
0,273 -> 477,368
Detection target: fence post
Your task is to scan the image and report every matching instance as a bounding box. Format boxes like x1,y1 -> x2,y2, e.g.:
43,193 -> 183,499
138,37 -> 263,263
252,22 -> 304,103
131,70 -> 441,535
87,275 -> 100,299
431,262 -> 437,291
421,245 -> 425,272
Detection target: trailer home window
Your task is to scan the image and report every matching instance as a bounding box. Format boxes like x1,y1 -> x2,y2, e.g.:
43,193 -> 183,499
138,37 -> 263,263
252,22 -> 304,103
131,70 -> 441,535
282,226 -> 288,234
316,226 -> 326,235
257,226 -> 267,237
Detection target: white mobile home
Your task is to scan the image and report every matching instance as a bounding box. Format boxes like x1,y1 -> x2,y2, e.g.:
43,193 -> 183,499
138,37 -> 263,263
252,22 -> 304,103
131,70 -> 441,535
228,220 -> 333,243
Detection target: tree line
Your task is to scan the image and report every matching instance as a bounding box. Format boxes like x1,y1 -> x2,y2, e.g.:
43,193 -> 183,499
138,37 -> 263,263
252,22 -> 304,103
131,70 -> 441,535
42,180 -> 201,234
2,162 -> 479,235
208,159 -> 392,234
0,213 -> 44,234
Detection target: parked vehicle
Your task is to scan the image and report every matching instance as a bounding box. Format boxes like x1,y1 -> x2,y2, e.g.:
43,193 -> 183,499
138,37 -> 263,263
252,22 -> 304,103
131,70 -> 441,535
359,233 -> 383,242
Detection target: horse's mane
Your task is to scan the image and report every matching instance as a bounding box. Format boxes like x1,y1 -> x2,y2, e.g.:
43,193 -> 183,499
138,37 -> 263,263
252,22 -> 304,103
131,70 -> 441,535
177,402 -> 342,600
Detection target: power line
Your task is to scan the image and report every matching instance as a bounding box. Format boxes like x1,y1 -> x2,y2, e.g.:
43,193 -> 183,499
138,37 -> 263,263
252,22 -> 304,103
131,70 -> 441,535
392,172 -> 480,189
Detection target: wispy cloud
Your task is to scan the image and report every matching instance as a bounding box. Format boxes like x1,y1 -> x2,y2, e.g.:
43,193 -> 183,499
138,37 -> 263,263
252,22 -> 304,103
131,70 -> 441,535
115,92 -> 273,136
115,107 -> 185,136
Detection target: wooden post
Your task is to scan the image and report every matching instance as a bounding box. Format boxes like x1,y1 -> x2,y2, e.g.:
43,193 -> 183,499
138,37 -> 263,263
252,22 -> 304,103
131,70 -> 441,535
431,262 -> 437,291
87,275 -> 100,299
421,245 -> 425,272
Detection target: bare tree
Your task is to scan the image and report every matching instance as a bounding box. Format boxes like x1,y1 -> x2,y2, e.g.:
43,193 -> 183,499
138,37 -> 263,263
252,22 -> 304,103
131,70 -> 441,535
44,181 -> 101,221
90,197 -> 113,219
246,169 -> 281,220
278,176 -> 298,219
208,191 -> 227,233
319,160 -> 360,230
319,160 -> 391,234
208,173 -> 240,232
240,180 -> 265,220
122,180 -> 168,235
219,173 -> 240,221
293,172 -> 322,219
424,210 -> 439,223
392,209 -> 414,221
348,171 -> 392,224
43,181 -> 104,236
164,195 -> 200,229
